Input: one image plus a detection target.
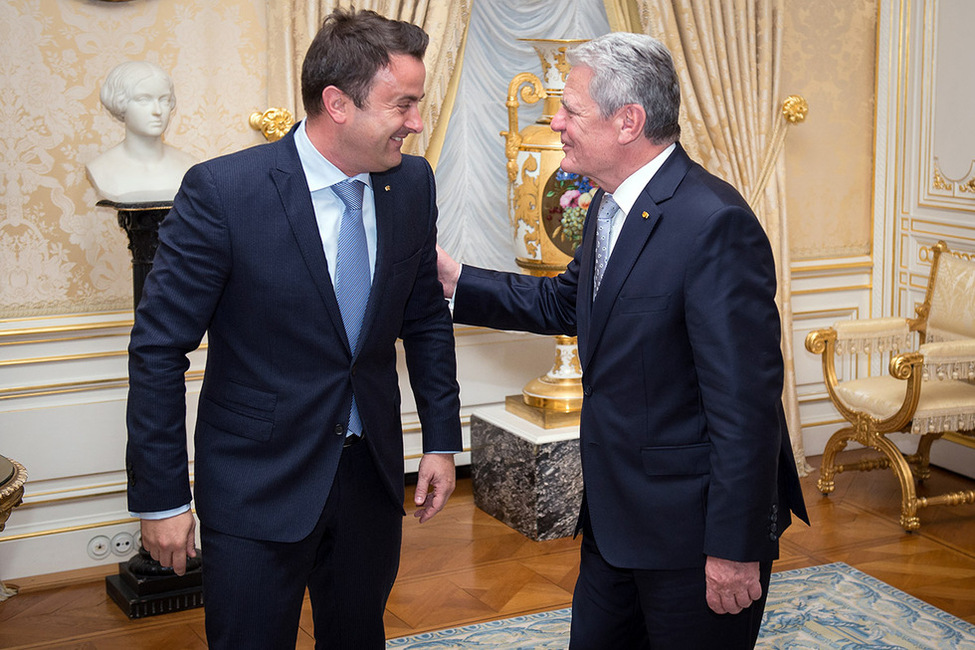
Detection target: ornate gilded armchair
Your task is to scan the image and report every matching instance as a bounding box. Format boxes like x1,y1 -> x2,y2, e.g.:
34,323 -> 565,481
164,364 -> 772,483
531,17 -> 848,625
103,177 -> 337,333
805,241 -> 975,531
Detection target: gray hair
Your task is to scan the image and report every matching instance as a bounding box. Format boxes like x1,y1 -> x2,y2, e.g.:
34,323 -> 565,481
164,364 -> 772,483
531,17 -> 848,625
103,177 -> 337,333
567,33 -> 680,145
99,61 -> 176,123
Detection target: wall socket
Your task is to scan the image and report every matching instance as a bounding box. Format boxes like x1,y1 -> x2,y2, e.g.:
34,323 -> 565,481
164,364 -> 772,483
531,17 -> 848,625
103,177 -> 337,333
111,531 -> 135,556
87,535 -> 111,560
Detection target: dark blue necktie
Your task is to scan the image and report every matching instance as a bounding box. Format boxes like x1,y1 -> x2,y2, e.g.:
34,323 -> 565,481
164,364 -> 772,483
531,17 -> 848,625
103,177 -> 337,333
332,178 -> 370,435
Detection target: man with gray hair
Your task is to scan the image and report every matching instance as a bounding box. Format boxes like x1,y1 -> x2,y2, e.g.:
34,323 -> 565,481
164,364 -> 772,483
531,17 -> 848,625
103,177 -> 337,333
438,32 -> 807,648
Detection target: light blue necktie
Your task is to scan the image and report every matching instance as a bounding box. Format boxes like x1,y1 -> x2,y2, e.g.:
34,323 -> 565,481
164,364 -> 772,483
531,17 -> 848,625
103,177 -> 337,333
332,178 -> 370,436
593,193 -> 618,297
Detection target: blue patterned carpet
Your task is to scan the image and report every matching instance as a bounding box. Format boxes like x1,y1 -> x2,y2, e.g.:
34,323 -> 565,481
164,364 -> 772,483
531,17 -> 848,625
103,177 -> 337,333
386,562 -> 975,649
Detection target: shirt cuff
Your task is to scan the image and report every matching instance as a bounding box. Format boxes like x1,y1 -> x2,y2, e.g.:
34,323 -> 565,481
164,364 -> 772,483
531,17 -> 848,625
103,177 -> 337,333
132,504 -> 192,520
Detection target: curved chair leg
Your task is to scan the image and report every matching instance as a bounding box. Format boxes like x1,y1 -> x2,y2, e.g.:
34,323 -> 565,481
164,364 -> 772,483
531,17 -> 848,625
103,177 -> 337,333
869,435 -> 921,531
907,432 -> 942,482
817,427 -> 855,495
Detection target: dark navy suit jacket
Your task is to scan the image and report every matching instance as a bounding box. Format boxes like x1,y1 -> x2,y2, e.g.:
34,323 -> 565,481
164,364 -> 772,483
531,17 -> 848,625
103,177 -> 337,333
126,127 -> 462,543
454,144 -> 807,569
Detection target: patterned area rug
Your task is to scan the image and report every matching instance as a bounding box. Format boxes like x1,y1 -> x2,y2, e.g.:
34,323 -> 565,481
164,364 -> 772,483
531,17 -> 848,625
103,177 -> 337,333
386,562 -> 975,649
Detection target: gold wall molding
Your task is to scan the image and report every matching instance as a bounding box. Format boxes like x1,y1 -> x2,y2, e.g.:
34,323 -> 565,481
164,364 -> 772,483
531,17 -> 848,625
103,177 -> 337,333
0,369 -> 204,401
932,158 -> 975,198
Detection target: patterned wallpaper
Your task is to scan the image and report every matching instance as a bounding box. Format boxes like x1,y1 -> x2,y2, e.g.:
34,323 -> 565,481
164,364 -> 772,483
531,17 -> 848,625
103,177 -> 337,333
781,0 -> 877,260
1,0 -> 266,318
1,1 -> 879,317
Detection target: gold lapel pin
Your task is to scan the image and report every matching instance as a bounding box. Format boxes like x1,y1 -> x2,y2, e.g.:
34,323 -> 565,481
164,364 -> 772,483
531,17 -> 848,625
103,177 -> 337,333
384,185 -> 391,192
642,211 -> 649,219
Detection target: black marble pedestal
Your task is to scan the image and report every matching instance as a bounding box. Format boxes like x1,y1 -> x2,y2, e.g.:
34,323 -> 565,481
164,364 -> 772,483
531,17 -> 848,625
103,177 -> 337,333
470,405 -> 582,540
98,199 -> 171,311
105,548 -> 203,618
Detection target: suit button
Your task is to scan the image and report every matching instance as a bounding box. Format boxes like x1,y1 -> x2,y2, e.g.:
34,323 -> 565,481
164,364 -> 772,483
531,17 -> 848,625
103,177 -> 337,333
770,512 -> 778,523
583,384 -> 592,396
334,424 -> 344,436
769,522 -> 777,533
769,532 -> 778,541
351,364 -> 357,376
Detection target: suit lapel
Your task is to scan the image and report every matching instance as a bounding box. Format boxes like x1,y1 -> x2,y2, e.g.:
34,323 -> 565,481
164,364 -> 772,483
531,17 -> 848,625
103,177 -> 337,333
359,174 -> 397,351
581,145 -> 693,369
269,132 -> 349,350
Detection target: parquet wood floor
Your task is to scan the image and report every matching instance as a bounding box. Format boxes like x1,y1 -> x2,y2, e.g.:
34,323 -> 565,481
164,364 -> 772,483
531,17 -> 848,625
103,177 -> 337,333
1,450 -> 974,648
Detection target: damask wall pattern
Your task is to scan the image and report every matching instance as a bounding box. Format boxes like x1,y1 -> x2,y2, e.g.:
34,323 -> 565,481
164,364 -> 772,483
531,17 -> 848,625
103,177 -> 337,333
0,0 -> 267,318
781,0 -> 877,260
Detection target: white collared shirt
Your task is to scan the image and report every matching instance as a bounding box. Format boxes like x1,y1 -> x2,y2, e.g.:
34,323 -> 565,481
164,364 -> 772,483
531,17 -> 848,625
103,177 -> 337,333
601,143 -> 676,256
294,120 -> 378,283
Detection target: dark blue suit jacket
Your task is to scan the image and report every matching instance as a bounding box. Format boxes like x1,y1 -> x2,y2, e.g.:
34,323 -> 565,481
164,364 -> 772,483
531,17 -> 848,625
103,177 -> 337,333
126,127 -> 462,543
455,144 -> 807,570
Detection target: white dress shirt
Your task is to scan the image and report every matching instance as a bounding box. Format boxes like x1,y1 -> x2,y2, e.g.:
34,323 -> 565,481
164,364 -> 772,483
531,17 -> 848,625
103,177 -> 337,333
599,143 -> 675,257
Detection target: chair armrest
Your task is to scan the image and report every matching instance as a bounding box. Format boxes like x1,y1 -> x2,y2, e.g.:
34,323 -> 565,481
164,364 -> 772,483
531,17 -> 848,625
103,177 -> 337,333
919,338 -> 975,381
832,317 -> 912,355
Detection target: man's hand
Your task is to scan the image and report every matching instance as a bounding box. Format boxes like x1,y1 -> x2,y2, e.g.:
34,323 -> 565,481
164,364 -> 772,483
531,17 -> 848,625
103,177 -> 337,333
413,453 -> 456,523
436,245 -> 461,300
141,511 -> 197,576
705,556 -> 762,614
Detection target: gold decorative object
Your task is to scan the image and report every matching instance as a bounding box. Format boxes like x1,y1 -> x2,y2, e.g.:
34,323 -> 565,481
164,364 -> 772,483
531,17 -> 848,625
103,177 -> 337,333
0,455 -> 27,601
249,107 -> 295,143
933,167 -> 953,191
501,39 -> 589,425
781,94 -> 809,124
749,95 -> 808,207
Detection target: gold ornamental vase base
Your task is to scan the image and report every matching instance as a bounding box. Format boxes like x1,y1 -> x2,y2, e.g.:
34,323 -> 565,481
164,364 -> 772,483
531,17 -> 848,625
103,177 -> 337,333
505,394 -> 581,429
504,334 -> 583,429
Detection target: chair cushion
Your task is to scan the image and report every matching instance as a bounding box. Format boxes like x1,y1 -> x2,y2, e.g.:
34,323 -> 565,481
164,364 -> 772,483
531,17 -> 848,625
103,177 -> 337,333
836,376 -> 975,434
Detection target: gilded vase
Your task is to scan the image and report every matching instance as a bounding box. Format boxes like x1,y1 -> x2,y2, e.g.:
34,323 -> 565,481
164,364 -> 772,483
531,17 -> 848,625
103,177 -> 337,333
502,38 -> 592,425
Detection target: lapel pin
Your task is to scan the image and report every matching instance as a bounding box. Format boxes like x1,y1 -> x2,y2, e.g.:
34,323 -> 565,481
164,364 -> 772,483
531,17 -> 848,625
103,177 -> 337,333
642,211 -> 649,219
384,185 -> 391,192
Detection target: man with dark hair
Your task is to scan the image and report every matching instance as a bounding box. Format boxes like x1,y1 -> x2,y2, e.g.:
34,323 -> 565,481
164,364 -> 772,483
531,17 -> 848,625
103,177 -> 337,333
126,8 -> 461,648
438,32 -> 807,649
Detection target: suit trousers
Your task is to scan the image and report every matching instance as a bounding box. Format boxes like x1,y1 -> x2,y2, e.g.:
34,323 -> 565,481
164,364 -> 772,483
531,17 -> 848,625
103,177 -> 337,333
200,441 -> 403,649
569,515 -> 771,650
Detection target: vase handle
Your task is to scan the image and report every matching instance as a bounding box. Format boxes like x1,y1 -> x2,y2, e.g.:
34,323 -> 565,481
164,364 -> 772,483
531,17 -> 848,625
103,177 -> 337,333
501,73 -> 546,183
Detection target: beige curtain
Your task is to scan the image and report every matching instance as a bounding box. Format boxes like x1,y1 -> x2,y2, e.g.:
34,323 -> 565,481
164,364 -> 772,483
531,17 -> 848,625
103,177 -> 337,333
266,1 -> 471,160
635,0 -> 810,475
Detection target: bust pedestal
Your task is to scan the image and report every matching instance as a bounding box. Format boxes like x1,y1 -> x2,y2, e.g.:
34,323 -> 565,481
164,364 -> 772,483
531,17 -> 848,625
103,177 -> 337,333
471,405 -> 582,540
98,200 -> 171,311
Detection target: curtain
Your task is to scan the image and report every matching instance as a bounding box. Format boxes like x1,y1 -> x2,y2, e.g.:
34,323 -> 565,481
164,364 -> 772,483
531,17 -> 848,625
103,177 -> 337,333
266,0 -> 471,157
637,0 -> 810,475
434,0 -> 611,271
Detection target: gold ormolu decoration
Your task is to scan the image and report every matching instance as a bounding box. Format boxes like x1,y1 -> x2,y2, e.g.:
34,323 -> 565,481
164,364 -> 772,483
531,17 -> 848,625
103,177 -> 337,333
0,455 -> 27,601
249,107 -> 295,143
502,39 -> 588,425
749,95 -> 808,206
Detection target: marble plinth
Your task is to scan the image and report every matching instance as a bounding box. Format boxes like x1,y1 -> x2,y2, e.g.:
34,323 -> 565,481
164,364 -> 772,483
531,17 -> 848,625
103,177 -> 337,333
470,405 -> 582,540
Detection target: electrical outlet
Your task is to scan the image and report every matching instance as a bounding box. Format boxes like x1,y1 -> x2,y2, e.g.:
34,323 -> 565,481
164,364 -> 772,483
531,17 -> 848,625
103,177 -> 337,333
87,535 -> 111,560
111,531 -> 135,556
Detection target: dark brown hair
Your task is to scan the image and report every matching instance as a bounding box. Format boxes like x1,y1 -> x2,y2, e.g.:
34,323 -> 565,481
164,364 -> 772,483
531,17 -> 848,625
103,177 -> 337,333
301,7 -> 428,116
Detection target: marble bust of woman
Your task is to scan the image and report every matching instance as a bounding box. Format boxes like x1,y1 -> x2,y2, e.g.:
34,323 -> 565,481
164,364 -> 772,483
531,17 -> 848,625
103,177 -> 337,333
86,61 -> 196,203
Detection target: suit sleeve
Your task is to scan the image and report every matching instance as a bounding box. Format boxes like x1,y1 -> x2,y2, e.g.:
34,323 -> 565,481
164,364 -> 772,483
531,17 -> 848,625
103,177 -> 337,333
399,160 -> 463,453
125,163 -> 231,513
453,246 -> 581,336
684,204 -> 784,562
